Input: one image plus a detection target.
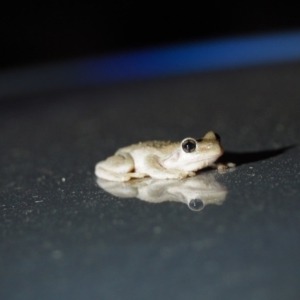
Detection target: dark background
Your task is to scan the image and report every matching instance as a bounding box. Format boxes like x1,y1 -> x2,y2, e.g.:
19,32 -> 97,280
2,3 -> 300,300
2,3 -> 300,70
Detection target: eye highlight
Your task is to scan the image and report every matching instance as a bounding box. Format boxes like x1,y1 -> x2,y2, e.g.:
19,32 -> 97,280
182,138 -> 197,153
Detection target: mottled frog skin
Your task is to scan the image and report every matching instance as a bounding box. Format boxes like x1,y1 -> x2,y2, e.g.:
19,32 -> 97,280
95,131 -> 226,182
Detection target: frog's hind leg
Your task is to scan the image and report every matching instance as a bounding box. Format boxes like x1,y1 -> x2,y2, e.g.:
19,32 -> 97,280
95,167 -> 131,182
98,153 -> 135,173
95,153 -> 146,182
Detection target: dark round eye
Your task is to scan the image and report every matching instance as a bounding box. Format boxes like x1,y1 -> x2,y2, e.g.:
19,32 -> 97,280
188,199 -> 205,211
182,139 -> 197,153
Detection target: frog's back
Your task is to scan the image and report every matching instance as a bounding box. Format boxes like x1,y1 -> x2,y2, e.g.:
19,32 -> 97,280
138,140 -> 174,148
115,140 -> 176,155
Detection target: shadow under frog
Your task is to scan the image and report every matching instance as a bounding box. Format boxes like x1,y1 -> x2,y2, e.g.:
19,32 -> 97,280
220,145 -> 295,166
97,172 -> 228,212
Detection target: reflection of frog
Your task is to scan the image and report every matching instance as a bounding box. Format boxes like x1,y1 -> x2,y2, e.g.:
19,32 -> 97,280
97,173 -> 228,211
95,131 -> 232,182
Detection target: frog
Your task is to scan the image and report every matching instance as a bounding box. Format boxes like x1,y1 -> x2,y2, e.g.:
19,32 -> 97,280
95,131 -> 232,182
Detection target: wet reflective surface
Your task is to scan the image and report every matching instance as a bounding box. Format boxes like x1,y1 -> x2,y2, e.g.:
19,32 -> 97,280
97,173 -> 228,211
1,62 -> 300,299
97,172 -> 227,211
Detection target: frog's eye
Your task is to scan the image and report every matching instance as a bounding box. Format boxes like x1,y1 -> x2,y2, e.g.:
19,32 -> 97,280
182,138 -> 197,153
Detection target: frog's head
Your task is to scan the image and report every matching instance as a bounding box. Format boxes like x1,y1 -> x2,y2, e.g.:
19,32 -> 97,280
160,131 -> 223,172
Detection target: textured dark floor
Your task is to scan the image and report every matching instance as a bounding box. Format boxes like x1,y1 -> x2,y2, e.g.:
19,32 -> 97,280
1,62 -> 300,299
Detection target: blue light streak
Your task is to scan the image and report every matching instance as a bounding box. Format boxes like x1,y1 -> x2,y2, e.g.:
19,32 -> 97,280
2,32 -> 300,98
85,32 -> 300,83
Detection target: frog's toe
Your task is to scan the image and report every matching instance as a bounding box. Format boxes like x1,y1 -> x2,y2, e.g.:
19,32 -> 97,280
128,172 -> 147,179
118,174 -> 132,181
187,171 -> 196,177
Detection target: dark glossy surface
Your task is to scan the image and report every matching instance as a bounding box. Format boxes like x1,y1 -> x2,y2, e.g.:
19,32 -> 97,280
1,62 -> 300,299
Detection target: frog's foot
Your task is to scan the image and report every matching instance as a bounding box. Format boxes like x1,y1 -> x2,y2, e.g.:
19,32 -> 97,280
180,171 -> 196,179
97,154 -> 135,173
95,164 -> 147,181
213,162 -> 236,173
170,170 -> 196,180
95,166 -> 132,182
148,169 -> 196,180
95,153 -> 137,181
143,155 -> 196,180
127,172 -> 147,179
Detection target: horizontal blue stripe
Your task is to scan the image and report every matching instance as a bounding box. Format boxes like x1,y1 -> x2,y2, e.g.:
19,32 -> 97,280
1,32 -> 300,98
84,32 -> 300,83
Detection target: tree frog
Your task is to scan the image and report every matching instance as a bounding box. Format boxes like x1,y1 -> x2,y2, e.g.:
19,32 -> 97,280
95,131 -> 231,182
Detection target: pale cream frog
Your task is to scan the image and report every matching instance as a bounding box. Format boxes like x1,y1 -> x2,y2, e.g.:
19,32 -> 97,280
95,131 -> 231,182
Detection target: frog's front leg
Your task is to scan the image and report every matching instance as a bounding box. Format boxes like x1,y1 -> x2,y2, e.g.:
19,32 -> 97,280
211,162 -> 236,173
144,155 -> 195,180
95,153 -> 146,181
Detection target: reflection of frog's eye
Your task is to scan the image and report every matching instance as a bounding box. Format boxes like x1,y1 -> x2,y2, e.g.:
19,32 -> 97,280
188,199 -> 205,211
182,139 -> 197,153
